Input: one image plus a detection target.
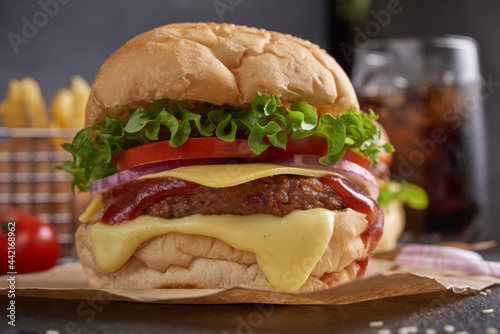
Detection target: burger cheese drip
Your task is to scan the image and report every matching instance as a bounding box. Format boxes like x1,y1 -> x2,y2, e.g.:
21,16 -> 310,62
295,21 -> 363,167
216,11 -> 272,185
85,164 -> 382,291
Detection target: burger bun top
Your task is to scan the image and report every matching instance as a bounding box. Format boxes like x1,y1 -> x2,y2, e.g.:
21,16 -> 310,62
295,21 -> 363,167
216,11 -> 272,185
86,22 -> 359,126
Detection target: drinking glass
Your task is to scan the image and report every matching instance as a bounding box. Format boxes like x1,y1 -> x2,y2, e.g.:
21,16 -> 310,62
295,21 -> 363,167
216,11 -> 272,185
352,35 -> 487,242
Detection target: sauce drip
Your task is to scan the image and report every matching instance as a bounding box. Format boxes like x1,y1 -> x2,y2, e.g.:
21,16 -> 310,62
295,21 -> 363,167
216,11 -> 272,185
101,178 -> 205,225
320,175 -> 384,277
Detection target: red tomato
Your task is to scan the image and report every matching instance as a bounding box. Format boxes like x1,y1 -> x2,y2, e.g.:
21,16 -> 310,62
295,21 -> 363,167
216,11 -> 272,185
0,209 -> 60,275
112,137 -> 372,172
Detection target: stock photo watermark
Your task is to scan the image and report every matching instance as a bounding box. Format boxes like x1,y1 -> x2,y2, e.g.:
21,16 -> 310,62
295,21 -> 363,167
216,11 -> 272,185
223,303 -> 275,334
7,0 -> 72,54
5,220 -> 16,327
213,0 -> 243,21
64,291 -> 113,334
340,0 -> 412,64
280,235 -> 327,289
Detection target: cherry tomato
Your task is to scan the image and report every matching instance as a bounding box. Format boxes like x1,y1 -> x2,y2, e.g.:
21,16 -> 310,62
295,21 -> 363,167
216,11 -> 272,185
0,209 -> 60,275
111,137 -> 372,172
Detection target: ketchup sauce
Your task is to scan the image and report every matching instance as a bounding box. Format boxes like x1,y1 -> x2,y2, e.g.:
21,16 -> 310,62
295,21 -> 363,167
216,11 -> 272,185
320,175 -> 384,277
101,177 -> 205,225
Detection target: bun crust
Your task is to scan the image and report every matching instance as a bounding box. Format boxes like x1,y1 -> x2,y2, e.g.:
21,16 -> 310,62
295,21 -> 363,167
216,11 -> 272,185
76,209 -> 369,292
86,22 -> 359,126
375,200 -> 405,253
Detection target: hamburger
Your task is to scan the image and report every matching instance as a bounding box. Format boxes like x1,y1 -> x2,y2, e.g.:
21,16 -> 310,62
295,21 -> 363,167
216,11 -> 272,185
60,22 -> 394,292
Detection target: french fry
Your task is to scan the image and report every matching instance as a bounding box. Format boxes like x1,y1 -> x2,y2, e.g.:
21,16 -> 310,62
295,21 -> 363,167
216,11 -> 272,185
50,75 -> 90,150
50,75 -> 90,128
51,89 -> 73,128
22,78 -> 49,127
0,77 -> 49,128
0,79 -> 24,127
70,75 -> 90,128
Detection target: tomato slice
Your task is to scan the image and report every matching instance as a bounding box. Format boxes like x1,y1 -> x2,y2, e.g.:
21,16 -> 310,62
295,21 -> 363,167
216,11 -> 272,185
111,137 -> 371,172
112,138 -> 280,172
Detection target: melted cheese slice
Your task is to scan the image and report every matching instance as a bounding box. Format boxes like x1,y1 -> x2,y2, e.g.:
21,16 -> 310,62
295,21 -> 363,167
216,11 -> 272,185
79,194 -> 102,223
90,208 -> 335,292
140,163 -> 336,187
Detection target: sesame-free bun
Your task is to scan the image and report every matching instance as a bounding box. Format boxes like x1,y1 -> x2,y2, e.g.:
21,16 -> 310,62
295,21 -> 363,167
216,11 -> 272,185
85,22 -> 359,126
374,200 -> 405,253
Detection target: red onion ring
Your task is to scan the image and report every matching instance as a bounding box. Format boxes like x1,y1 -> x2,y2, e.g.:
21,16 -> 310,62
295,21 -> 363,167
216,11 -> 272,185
90,158 -> 235,194
255,155 -> 380,199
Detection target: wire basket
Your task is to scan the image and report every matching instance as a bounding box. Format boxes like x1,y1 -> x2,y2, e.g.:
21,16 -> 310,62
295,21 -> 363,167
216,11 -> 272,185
0,127 -> 86,260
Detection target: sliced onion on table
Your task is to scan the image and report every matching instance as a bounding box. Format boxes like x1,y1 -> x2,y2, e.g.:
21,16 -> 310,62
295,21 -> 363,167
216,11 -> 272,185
399,244 -> 484,262
395,253 -> 500,277
91,154 -> 380,200
395,244 -> 500,277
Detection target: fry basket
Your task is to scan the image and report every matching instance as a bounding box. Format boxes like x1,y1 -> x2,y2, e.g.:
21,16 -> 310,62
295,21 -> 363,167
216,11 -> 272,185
0,127 -> 87,260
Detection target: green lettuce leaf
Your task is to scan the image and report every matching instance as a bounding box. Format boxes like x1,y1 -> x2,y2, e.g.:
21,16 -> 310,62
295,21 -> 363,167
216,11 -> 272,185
378,180 -> 429,210
58,92 -> 394,192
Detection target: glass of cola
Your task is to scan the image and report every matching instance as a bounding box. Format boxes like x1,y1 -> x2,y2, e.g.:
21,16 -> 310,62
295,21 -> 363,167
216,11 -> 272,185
352,35 -> 487,242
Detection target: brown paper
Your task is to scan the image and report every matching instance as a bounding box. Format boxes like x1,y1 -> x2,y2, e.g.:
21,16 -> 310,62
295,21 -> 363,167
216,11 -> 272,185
1,259 -> 499,305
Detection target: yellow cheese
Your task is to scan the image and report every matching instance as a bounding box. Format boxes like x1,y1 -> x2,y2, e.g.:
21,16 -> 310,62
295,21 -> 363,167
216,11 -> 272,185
90,208 -> 335,292
140,163 -> 336,188
78,194 -> 102,223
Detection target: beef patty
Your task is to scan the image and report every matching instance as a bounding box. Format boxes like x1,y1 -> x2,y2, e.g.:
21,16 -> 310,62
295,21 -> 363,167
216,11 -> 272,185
143,175 -> 345,219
